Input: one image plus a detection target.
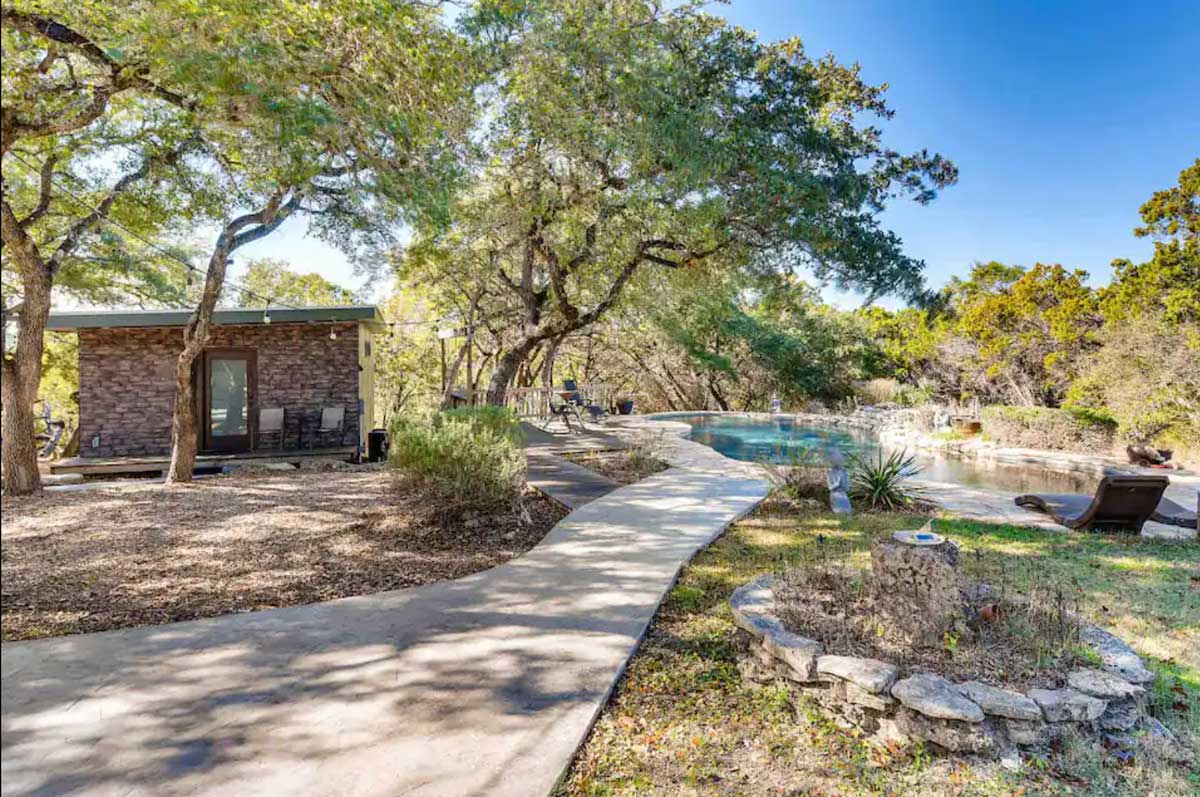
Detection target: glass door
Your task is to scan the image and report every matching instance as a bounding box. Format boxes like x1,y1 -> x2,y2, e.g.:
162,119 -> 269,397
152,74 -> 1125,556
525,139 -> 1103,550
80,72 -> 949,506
202,350 -> 256,452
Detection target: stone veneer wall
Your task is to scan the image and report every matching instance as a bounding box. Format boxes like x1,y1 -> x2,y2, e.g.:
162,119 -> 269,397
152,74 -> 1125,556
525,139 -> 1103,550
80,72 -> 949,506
730,575 -> 1171,757
78,322 -> 361,457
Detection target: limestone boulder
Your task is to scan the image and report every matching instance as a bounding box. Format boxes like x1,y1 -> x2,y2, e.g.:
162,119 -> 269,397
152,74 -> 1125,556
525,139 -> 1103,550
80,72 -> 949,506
956,681 -> 1043,721
816,655 -> 899,695
1080,626 -> 1155,685
762,629 -> 823,682
1029,688 -> 1106,722
893,708 -> 998,754
1067,668 -> 1145,700
891,673 -> 984,723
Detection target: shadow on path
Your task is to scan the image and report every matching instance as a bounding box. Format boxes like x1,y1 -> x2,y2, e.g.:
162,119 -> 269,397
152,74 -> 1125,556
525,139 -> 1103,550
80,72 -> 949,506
2,463 -> 768,797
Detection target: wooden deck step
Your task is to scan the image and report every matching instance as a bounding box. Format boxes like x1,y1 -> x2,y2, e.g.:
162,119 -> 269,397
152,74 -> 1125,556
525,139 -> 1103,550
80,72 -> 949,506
49,446 -> 357,476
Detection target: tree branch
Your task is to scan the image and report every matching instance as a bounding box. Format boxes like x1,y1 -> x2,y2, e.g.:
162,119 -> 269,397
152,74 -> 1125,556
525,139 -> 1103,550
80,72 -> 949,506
17,153 -> 58,229
47,138 -> 192,273
1,8 -> 193,110
0,8 -> 193,153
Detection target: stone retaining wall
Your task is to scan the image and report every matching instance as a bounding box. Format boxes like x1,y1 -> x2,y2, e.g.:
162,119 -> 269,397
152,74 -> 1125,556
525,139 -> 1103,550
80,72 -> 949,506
730,575 -> 1169,757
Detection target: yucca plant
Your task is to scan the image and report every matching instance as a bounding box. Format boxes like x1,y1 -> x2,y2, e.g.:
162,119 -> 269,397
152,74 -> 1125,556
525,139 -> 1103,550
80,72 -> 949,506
847,449 -> 924,511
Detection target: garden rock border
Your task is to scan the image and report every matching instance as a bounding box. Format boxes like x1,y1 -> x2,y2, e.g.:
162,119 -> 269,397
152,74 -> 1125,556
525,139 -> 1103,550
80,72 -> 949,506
730,574 -> 1165,757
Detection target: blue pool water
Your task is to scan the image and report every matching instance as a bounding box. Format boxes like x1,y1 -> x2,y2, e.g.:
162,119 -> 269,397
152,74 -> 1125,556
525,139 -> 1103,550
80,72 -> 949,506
651,412 -> 1094,494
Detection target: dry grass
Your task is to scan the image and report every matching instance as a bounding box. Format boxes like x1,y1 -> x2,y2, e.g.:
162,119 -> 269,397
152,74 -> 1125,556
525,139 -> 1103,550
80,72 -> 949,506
1,467 -> 567,640
774,557 -> 1085,688
562,441 -> 670,485
558,498 -> 1199,797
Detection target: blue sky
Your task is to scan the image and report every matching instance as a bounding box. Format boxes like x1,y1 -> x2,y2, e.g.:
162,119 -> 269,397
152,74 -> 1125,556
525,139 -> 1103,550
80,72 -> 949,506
239,0 -> 1200,309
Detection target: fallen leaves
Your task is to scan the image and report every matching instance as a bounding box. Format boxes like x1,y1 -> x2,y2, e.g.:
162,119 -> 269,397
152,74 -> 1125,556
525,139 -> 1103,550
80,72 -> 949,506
1,468 -> 567,640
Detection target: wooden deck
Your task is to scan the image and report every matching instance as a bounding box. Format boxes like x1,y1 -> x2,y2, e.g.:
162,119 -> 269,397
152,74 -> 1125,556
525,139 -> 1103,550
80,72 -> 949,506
49,446 -> 357,476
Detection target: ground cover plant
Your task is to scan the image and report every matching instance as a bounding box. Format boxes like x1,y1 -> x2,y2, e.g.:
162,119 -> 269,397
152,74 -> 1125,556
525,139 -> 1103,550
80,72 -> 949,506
0,467 -> 567,640
979,406 -> 1118,454
559,499 -> 1199,796
773,547 -> 1087,687
562,437 -> 671,485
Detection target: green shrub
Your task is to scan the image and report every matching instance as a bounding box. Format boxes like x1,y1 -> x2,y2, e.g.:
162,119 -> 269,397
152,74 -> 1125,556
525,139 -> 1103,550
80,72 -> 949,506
980,405 -> 1117,453
390,410 -> 525,509
893,384 -> 933,407
438,406 -> 524,442
847,449 -> 925,511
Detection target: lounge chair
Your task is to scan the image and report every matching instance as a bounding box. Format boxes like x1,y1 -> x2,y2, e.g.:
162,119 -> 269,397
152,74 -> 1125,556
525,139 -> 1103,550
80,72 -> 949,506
1151,494 -> 1198,530
1014,475 -> 1170,534
562,379 -> 608,421
547,394 -> 585,434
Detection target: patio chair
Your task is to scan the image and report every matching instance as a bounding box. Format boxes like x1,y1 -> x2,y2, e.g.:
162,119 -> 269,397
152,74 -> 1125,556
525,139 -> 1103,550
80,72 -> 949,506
562,379 -> 607,421
547,394 -> 585,434
1013,475 -> 1170,534
562,379 -> 585,405
257,407 -> 285,451
313,406 -> 345,448
1150,494 -> 1198,530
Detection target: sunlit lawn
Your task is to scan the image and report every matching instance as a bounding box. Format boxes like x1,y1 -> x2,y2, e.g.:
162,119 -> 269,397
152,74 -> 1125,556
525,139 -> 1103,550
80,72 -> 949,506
559,504 -> 1199,797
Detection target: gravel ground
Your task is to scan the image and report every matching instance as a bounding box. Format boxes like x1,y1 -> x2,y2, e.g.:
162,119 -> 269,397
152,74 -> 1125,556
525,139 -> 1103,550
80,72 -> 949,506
1,467 -> 567,641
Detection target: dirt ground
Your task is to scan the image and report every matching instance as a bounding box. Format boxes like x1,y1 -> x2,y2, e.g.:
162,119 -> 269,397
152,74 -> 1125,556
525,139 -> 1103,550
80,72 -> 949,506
1,467 -> 568,641
561,448 -> 670,485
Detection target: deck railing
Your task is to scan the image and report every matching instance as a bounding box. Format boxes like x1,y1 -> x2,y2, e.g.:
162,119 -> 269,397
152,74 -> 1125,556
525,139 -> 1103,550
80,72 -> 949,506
446,383 -> 616,419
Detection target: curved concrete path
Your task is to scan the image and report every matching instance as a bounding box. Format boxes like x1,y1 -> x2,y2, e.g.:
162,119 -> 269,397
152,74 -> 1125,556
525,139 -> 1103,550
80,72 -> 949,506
526,451 -> 620,509
1,433 -> 768,797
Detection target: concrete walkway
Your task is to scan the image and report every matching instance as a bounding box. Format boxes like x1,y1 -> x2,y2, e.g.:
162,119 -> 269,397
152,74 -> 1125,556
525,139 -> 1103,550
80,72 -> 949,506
1,435 -> 768,797
520,421 -> 628,455
526,451 -> 620,509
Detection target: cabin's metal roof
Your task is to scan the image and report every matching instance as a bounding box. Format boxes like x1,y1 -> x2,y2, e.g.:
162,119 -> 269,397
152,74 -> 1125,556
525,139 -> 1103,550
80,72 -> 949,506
46,305 -> 384,331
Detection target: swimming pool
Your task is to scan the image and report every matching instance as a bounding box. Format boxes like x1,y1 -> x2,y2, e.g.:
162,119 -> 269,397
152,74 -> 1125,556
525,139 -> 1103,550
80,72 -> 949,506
651,412 -> 1095,494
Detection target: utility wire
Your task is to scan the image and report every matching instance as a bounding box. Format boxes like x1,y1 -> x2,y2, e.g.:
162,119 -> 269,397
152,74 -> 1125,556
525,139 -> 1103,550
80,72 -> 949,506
6,151 -> 306,311
5,152 -> 484,333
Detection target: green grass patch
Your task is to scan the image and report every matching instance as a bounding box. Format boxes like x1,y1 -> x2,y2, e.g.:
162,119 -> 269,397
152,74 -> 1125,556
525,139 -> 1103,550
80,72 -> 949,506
558,502 -> 1199,796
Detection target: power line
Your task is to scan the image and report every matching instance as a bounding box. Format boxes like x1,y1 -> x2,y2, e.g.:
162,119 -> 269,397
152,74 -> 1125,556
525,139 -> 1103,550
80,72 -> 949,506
5,151 -> 311,311
4,152 -> 492,332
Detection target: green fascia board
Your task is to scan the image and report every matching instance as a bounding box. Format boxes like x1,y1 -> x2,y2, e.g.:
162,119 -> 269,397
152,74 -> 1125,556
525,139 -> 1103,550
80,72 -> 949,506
47,305 -> 385,331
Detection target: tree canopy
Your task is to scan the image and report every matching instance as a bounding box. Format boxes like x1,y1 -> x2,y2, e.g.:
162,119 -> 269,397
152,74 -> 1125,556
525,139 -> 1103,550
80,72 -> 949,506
234,258 -> 355,307
2,0 -> 475,492
400,0 -> 956,403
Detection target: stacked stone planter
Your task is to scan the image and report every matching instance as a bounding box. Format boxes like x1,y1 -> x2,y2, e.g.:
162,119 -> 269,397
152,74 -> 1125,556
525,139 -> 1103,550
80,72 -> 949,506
730,575 -> 1164,756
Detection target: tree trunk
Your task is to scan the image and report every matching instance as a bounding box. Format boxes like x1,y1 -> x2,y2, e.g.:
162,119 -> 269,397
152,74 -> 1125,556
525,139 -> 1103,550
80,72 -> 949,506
164,355 -> 201,483
0,225 -> 52,495
438,337 -> 470,409
1,372 -> 42,494
486,336 -> 545,406
164,190 -> 298,485
165,246 -> 231,485
542,334 -> 564,389
708,377 -> 731,411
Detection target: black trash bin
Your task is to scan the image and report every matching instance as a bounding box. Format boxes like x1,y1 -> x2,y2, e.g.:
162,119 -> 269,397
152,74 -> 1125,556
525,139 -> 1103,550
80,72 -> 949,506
368,428 -> 389,463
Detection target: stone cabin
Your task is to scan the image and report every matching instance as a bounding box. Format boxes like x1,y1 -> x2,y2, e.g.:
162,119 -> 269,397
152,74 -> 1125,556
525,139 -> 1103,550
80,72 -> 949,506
46,306 -> 382,459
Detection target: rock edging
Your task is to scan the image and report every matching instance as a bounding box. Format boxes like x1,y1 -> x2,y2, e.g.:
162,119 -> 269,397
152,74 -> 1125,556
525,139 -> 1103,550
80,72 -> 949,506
730,574 -> 1165,757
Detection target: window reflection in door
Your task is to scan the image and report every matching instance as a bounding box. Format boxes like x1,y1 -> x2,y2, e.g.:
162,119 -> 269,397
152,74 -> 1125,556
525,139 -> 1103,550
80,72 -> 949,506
210,358 -> 248,437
